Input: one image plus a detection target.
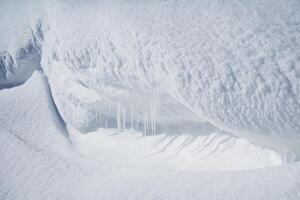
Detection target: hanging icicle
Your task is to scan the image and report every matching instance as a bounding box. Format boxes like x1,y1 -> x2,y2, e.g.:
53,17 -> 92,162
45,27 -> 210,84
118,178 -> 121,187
117,101 -> 121,134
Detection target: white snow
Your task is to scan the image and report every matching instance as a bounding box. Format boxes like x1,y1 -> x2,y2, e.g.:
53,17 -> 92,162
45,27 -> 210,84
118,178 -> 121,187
36,0 -> 300,157
1,0 -> 300,199
0,72 -> 69,155
0,72 -> 299,200
69,128 -> 284,171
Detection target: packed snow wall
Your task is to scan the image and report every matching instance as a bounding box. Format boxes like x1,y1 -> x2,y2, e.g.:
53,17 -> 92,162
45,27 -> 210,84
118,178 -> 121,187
1,0 -> 300,157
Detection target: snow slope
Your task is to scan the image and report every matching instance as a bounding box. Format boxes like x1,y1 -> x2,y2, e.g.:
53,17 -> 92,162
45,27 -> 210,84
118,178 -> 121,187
0,71 -> 300,200
35,0 -> 300,157
1,0 -> 300,156
1,0 -> 300,199
0,72 -> 69,155
0,0 -> 42,88
70,128 -> 285,171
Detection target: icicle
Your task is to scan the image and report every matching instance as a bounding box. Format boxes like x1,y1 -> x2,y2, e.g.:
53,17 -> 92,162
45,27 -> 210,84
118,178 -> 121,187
146,110 -> 149,136
123,109 -> 126,131
136,106 -> 139,129
151,95 -> 155,136
117,102 -> 121,134
130,105 -> 134,130
147,89 -> 159,136
143,110 -> 146,136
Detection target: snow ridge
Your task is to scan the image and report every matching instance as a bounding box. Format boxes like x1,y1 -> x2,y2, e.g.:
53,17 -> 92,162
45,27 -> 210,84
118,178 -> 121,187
1,0 -> 300,158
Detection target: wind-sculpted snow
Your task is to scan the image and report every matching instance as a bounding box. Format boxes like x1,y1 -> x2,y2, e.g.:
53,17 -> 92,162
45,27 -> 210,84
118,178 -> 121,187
0,71 -> 69,155
33,0 -> 300,157
1,0 -> 300,157
0,0 -> 44,89
0,44 -> 40,89
2,1 -> 300,199
1,67 -> 300,200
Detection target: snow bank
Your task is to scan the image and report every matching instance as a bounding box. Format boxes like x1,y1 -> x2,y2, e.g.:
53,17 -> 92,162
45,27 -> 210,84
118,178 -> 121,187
0,71 -> 69,154
1,0 -> 299,156
0,0 -> 43,89
1,1 -> 300,198
32,0 -> 300,157
69,128 -> 285,171
0,72 -> 300,200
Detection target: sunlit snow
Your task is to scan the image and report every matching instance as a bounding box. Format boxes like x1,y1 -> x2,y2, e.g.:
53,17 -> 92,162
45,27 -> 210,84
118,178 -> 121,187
1,0 -> 300,199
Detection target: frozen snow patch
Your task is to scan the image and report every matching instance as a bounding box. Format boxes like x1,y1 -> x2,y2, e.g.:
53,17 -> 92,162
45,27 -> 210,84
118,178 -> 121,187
69,127 -> 287,171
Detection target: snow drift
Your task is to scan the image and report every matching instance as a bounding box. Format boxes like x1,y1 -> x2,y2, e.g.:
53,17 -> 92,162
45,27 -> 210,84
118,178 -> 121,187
0,72 -> 69,154
1,0 -> 300,199
1,0 -> 300,157
0,71 -> 299,200
3,0 -> 297,157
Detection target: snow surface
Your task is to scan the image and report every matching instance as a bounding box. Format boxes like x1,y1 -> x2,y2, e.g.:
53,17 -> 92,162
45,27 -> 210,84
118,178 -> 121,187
1,0 -> 300,199
0,72 -> 69,155
0,71 -> 299,200
69,128 -> 284,171
37,0 -> 300,157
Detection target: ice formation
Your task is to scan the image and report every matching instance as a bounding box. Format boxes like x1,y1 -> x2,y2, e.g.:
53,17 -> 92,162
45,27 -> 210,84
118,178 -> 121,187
2,0 -> 299,157
1,70 -> 300,200
1,0 -> 300,199
1,1 -> 300,157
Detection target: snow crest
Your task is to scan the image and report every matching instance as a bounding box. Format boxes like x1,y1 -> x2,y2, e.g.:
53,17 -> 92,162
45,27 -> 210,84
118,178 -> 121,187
1,0 -> 300,157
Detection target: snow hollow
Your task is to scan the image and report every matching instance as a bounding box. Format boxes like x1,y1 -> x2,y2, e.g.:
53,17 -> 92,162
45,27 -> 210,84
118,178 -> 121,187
1,0 -> 300,199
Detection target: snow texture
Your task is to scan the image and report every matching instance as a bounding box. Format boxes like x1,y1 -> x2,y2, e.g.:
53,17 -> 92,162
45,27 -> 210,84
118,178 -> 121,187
0,71 -> 299,200
37,0 -> 300,157
1,0 -> 300,156
1,0 -> 300,199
